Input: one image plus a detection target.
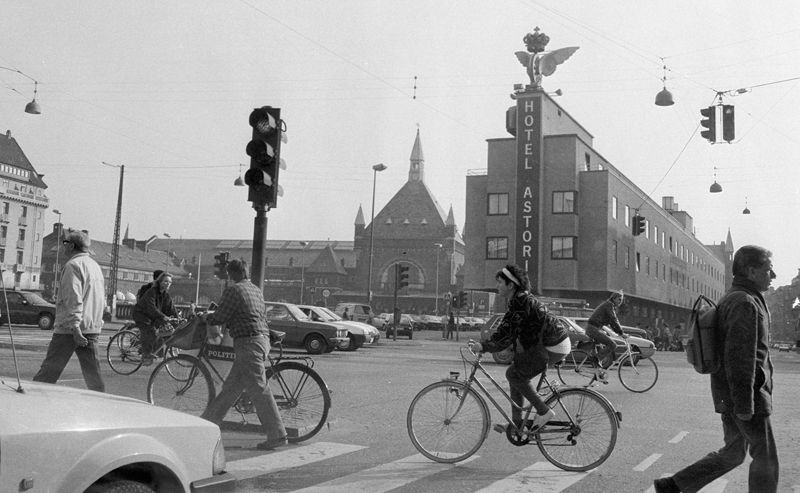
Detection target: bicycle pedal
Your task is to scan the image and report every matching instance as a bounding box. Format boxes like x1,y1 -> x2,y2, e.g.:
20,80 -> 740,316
493,423 -> 507,434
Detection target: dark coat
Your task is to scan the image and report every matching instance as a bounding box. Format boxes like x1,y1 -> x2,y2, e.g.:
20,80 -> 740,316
483,291 -> 549,353
132,285 -> 176,326
711,277 -> 774,416
588,299 -> 623,336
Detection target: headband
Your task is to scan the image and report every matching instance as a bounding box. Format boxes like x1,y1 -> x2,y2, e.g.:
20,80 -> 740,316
501,267 -> 521,287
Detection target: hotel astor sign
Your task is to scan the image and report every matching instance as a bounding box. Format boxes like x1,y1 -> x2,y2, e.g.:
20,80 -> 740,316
515,94 -> 542,292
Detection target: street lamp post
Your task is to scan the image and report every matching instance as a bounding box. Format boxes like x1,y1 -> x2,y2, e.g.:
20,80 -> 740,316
299,241 -> 308,304
434,243 -> 443,315
163,233 -> 171,269
52,209 -> 62,299
366,163 -> 387,305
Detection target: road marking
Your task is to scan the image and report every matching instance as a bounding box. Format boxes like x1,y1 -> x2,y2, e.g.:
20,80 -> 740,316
292,453 -> 478,493
226,441 -> 366,481
669,431 -> 689,443
474,462 -> 589,493
633,453 -> 661,471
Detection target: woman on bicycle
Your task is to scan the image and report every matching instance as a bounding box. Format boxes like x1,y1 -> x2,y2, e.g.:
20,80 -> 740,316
586,291 -> 626,370
473,264 -> 570,431
132,272 -> 177,365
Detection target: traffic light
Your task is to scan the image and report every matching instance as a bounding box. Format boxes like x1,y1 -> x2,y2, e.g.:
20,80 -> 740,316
700,105 -> 717,143
245,106 -> 286,208
214,252 -> 230,280
632,215 -> 646,236
722,104 -> 735,143
398,264 -> 410,289
458,291 -> 468,309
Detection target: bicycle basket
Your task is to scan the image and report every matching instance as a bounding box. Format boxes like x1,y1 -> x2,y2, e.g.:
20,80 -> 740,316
165,317 -> 206,350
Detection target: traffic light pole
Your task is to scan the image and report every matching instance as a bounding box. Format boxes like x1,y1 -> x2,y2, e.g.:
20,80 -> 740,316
251,204 -> 268,292
392,263 -> 399,342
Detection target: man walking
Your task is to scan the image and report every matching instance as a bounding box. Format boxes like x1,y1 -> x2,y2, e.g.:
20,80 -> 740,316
654,245 -> 779,492
33,230 -> 106,392
200,259 -> 287,450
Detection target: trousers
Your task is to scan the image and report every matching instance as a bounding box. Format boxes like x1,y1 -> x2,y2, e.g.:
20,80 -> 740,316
201,335 -> 286,440
671,412 -> 779,493
33,333 -> 105,392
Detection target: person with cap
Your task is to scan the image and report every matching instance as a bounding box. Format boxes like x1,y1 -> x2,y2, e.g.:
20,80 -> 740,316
586,290 -> 627,376
200,258 -> 287,451
136,269 -> 164,300
471,264 -> 570,432
132,272 -> 177,365
33,229 -> 106,392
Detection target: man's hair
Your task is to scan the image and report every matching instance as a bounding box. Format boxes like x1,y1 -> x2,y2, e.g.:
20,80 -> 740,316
155,272 -> 173,285
152,269 -> 164,280
226,258 -> 248,279
732,245 -> 772,277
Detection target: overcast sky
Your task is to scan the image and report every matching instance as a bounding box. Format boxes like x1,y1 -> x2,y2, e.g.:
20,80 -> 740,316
2,1 -> 799,286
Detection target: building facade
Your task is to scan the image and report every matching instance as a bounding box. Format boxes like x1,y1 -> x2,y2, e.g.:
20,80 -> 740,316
464,89 -> 730,327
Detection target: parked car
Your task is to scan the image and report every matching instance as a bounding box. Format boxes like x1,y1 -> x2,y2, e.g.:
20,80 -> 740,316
298,304 -> 380,350
265,301 -> 349,354
379,312 -> 415,339
571,317 -> 651,340
333,302 -> 374,324
777,343 -> 792,352
419,314 -> 446,332
369,312 -> 390,330
0,377 -> 235,492
0,290 -> 56,330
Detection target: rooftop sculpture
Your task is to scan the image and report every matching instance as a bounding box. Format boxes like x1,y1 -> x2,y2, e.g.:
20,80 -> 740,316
515,27 -> 579,89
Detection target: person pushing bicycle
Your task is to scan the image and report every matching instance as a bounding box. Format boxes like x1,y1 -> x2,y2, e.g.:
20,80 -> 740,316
472,264 -> 570,431
586,291 -> 627,373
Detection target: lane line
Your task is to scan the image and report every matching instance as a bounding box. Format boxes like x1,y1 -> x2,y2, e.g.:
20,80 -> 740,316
226,441 -> 366,481
475,462 -> 590,493
669,431 -> 689,443
292,453 -> 478,493
633,453 -> 662,472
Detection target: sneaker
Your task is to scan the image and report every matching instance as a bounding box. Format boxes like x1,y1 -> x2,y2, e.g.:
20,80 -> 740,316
596,369 -> 608,383
653,477 -> 679,493
141,355 -> 154,366
256,436 -> 288,451
530,409 -> 556,430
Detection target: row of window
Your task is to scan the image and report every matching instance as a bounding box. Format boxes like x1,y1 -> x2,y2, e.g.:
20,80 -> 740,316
488,191 -> 575,216
0,248 -> 29,265
487,236 -> 575,260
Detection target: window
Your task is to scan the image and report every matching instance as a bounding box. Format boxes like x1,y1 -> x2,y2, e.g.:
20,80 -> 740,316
644,219 -> 650,239
552,191 -> 575,214
1,225 -> 6,239
18,229 -> 25,241
486,237 -> 508,259
635,252 -> 641,272
624,206 -> 630,227
16,251 -> 23,264
612,240 -> 618,264
2,202 -> 8,214
625,247 -> 630,269
551,236 -> 575,259
487,193 -> 509,215
653,225 -> 658,244
0,248 -> 4,262
611,196 -> 618,220
21,206 -> 27,218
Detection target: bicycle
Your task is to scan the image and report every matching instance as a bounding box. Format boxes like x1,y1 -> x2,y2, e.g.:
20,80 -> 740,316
557,334 -> 659,392
146,325 -> 331,443
106,319 -> 184,376
406,340 -> 621,472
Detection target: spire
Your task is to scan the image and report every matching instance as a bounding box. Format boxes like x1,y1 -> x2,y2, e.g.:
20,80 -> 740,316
408,128 -> 425,182
445,205 -> 455,226
123,223 -> 130,241
724,228 -> 734,253
355,205 -> 365,226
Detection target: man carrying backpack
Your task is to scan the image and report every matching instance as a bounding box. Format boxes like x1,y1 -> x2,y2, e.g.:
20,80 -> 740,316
654,245 -> 779,493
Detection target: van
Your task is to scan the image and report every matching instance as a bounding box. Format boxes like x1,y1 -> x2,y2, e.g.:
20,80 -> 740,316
333,303 -> 374,324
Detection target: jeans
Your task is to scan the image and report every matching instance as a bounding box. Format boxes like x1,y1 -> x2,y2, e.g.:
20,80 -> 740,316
505,345 -> 562,421
201,335 -> 286,440
586,324 -> 616,367
671,412 -> 779,493
33,333 -> 105,392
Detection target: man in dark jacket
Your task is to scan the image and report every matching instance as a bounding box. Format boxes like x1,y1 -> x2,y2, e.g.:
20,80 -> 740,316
132,272 -> 177,365
654,245 -> 779,493
586,291 -> 626,370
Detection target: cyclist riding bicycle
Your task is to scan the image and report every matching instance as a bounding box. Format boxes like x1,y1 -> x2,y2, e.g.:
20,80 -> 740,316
586,291 -> 627,371
132,271 -> 178,365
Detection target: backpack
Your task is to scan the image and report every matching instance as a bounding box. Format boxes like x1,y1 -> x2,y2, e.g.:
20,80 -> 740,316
541,313 -> 569,347
685,294 -> 720,374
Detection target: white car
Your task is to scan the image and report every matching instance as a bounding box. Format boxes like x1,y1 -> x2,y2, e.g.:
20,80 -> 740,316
0,378 -> 235,493
298,305 -> 381,350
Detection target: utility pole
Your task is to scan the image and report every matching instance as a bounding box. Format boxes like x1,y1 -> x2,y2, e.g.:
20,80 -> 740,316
102,162 -> 124,308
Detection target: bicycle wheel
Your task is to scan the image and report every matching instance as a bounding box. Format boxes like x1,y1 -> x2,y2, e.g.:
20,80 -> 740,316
107,329 -> 143,375
618,355 -> 658,393
147,354 -> 214,416
557,350 -> 597,387
407,380 -> 490,463
269,361 -> 331,443
536,388 -> 617,472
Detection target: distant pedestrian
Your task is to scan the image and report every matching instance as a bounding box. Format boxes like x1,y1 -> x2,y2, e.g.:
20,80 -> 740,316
343,307 -> 351,321
447,312 -> 455,340
33,230 -> 106,392
654,245 -> 779,493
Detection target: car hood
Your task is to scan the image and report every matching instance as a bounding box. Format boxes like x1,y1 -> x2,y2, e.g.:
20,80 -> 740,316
610,334 -> 656,357
0,378 -> 218,435
334,320 -> 378,335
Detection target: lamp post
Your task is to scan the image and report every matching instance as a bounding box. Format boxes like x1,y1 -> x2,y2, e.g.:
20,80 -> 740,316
434,243 -> 442,315
366,163 -> 387,305
52,209 -> 62,299
299,241 -> 308,304
163,233 -> 171,269
0,66 -> 42,114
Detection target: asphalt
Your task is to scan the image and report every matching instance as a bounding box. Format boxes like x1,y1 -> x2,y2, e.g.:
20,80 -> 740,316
0,320 -> 128,352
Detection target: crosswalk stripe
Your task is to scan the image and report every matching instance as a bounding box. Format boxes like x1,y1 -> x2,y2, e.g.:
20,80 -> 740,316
474,462 -> 590,493
633,453 -> 661,471
291,453 -> 479,493
226,441 -> 366,481
669,431 -> 689,443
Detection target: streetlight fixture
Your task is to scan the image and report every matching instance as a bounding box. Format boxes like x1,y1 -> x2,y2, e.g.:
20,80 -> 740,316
163,233 -> 172,269
434,243 -> 443,315
0,66 -> 42,114
299,241 -> 308,304
52,209 -> 62,299
366,163 -> 387,305
234,163 -> 245,187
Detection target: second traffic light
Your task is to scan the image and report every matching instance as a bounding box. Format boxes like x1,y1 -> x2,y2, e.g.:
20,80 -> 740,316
245,106 -> 285,208
700,105 -> 717,143
632,214 -> 646,236
458,291 -> 468,309
722,104 -> 735,143
398,264 -> 410,289
214,251 -> 230,280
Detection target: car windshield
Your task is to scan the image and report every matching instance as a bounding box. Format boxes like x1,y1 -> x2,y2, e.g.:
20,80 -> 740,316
319,307 -> 343,320
21,292 -> 49,304
310,308 -> 337,322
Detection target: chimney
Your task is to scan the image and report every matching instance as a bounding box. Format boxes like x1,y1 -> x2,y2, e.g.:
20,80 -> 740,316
662,196 -> 675,211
